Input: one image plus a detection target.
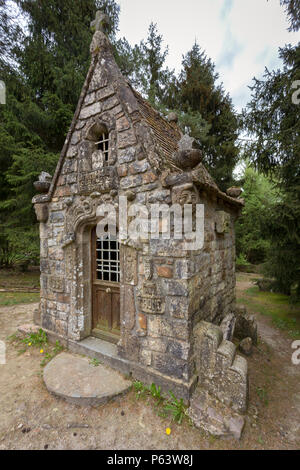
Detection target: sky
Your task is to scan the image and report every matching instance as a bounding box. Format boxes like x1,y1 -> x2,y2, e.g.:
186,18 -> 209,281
117,0 -> 299,112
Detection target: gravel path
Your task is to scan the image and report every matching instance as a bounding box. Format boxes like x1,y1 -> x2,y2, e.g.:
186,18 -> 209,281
0,289 -> 299,450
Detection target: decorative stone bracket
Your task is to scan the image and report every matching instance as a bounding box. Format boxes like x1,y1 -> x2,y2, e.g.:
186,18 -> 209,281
34,203 -> 49,223
61,233 -> 76,249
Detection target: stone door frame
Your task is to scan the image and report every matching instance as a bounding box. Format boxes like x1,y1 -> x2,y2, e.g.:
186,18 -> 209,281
69,209 -> 126,345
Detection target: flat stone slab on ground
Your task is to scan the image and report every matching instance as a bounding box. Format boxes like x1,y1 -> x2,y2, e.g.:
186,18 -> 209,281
43,352 -> 132,406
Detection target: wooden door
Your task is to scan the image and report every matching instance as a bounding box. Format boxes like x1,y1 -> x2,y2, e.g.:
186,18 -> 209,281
91,228 -> 120,344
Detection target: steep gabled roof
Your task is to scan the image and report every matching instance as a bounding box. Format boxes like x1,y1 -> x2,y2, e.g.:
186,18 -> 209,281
33,29 -> 243,210
131,88 -> 182,160
130,89 -> 243,209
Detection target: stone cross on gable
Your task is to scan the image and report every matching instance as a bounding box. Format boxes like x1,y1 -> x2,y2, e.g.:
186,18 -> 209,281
90,10 -> 110,33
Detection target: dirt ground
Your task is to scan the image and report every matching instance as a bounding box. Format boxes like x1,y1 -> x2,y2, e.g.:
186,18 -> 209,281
0,275 -> 299,450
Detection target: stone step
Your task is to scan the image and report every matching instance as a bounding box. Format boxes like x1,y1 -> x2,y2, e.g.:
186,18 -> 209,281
68,336 -> 131,376
43,352 -> 132,407
216,340 -> 237,372
229,354 -> 248,381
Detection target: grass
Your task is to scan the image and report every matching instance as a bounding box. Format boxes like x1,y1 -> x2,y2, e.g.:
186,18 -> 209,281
237,280 -> 300,339
0,268 -> 40,305
0,292 -> 40,306
0,269 -> 40,289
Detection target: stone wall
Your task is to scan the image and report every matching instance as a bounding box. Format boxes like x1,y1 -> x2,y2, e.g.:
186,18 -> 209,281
189,193 -> 237,328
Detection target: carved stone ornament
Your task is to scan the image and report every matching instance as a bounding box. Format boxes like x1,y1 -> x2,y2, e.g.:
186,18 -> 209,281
78,167 -> 117,196
143,257 -> 153,281
33,172 -> 52,194
90,10 -> 110,33
171,134 -> 203,169
65,196 -> 103,235
172,183 -> 199,206
215,211 -> 230,234
49,276 -> 64,293
123,246 -> 138,285
137,282 -> 165,315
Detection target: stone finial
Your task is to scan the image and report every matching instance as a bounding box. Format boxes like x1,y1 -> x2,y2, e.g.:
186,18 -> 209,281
167,112 -> 178,123
38,171 -> 52,183
178,134 -> 199,151
34,172 -> 52,194
226,187 -> 243,198
172,134 -> 203,170
90,10 -> 110,33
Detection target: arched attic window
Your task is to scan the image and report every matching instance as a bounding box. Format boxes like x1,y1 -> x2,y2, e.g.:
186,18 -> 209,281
87,122 -> 110,163
95,132 -> 109,162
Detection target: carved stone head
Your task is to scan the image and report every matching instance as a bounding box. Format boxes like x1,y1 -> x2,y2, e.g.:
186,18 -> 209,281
143,257 -> 153,281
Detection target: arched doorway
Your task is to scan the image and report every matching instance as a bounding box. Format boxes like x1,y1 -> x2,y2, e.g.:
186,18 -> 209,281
91,227 -> 120,344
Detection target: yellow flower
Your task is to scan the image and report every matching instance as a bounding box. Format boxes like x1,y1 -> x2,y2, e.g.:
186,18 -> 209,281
28,343 -> 32,346
166,428 -> 171,436
40,349 -> 44,354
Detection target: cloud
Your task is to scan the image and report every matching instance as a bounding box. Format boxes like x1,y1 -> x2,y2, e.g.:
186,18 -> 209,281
117,0 -> 299,112
220,0 -> 234,20
217,28 -> 243,69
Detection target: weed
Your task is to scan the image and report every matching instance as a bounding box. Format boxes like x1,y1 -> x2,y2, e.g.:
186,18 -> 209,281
22,329 -> 48,348
209,434 -> 218,445
40,341 -> 64,367
132,381 -> 188,425
164,391 -> 187,424
89,358 -> 100,367
7,333 -> 18,342
148,383 -> 164,404
133,381 -> 148,400
155,408 -> 168,419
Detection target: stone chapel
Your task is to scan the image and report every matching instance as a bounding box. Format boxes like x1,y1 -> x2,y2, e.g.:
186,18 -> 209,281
33,13 -> 253,431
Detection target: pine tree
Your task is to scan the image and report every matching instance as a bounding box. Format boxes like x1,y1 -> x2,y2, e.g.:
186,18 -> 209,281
235,167 -> 276,264
0,0 -> 121,266
280,0 -> 300,32
243,3 -> 300,296
166,43 -> 240,191
137,23 -> 175,105
15,0 -> 120,149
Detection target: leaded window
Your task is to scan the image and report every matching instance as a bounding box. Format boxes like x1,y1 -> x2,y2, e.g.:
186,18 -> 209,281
96,234 -> 120,283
